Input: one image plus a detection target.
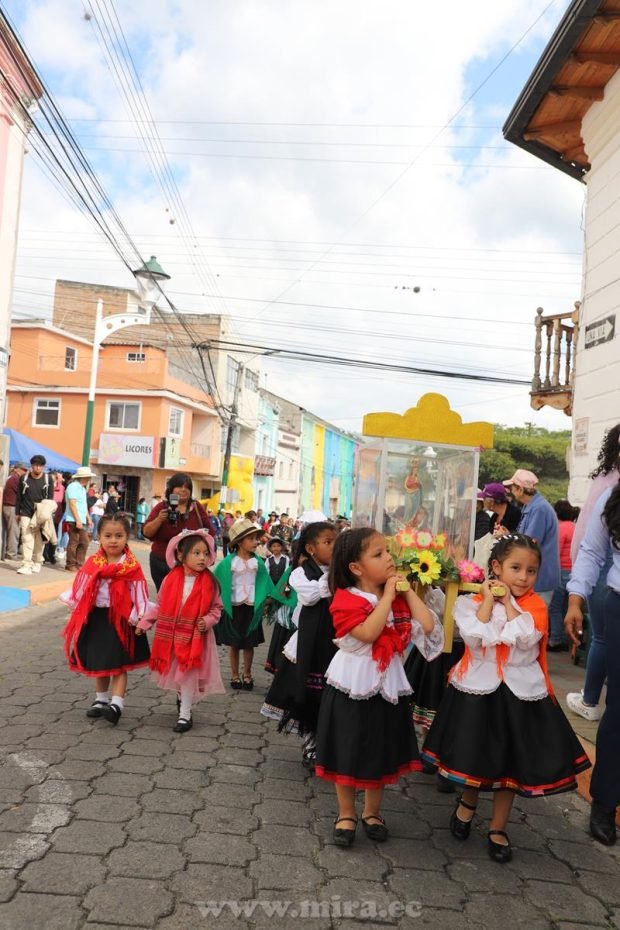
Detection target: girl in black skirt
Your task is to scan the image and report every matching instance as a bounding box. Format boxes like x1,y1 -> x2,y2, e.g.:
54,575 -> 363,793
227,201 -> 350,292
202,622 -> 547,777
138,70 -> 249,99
261,521 -> 337,767
61,514 -> 151,725
422,534 -> 591,863
315,528 -> 444,847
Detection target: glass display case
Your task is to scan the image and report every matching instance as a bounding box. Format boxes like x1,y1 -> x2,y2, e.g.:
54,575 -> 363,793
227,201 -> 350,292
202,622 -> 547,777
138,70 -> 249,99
354,439 -> 479,562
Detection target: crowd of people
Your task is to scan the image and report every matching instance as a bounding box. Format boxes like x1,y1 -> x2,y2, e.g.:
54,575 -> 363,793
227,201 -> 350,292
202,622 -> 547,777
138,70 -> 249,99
3,440 -> 620,856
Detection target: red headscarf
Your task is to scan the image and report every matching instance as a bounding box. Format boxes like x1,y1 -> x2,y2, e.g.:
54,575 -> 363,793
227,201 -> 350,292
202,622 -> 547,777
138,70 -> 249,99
451,589 -> 554,699
63,548 -> 148,670
149,566 -> 217,675
330,589 -> 412,672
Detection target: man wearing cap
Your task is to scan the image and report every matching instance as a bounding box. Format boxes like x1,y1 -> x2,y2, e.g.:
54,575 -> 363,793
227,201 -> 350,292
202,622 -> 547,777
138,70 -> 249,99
15,455 -> 54,574
502,469 -> 560,606
65,466 -> 95,572
2,462 -> 28,560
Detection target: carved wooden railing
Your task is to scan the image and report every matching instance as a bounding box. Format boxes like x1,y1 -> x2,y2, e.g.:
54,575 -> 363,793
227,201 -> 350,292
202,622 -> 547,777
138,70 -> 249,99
531,304 -> 580,412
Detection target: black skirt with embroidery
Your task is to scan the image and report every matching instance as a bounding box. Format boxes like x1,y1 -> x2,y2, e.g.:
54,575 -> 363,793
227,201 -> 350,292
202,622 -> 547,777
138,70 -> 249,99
72,607 -> 150,677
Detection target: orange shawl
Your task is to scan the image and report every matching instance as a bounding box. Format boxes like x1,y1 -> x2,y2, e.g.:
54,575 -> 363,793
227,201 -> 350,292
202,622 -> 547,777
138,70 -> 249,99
451,589 -> 554,700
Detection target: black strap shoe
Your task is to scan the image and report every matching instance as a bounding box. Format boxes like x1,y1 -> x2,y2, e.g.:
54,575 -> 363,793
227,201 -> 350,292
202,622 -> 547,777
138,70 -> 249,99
101,703 -> 122,726
488,830 -> 512,863
449,798 -> 476,840
86,700 -> 108,718
590,800 -> 617,846
173,716 -> 193,733
333,816 -> 357,847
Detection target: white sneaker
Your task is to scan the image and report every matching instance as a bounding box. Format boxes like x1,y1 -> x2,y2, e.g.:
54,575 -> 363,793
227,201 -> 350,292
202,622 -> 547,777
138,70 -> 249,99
16,566 -> 32,575
566,691 -> 603,721
31,564 -> 42,573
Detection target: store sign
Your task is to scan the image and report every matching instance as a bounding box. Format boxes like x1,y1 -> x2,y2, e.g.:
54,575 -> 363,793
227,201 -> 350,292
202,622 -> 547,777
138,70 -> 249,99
574,417 -> 589,456
585,315 -> 615,349
98,434 -> 157,468
254,455 -> 276,476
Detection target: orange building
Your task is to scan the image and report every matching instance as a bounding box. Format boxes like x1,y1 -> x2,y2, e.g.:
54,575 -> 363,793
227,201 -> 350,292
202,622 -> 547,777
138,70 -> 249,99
6,321 -> 221,513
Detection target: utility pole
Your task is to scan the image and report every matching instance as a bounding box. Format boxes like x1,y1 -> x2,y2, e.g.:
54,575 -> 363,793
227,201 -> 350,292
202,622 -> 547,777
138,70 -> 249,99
220,360 -> 244,507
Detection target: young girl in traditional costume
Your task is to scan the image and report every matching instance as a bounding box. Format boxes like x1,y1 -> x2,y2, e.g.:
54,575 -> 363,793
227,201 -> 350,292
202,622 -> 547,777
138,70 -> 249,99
315,528 -> 444,846
213,519 -> 289,691
261,521 -> 336,766
264,537 -> 296,675
61,513 -> 151,725
422,534 -> 591,863
135,528 -> 224,732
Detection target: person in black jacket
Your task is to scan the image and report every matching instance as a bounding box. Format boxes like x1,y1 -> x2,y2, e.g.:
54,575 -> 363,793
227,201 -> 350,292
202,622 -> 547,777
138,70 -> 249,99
483,482 -> 522,535
16,455 -> 53,575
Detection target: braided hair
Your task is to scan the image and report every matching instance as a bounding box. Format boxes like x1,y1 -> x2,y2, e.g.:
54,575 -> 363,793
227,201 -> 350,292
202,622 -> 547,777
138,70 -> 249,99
488,533 -> 541,575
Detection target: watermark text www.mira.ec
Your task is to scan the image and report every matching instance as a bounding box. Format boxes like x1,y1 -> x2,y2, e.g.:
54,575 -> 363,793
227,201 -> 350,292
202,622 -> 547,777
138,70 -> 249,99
195,898 -> 423,920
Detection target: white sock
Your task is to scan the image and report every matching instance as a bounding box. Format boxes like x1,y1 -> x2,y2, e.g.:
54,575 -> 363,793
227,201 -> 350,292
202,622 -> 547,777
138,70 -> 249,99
95,692 -> 109,704
179,686 -> 193,720
110,695 -> 124,711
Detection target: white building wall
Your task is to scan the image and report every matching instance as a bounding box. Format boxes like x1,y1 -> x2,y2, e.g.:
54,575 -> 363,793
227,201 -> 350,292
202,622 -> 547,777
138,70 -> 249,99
569,69 -> 620,504
273,427 -> 301,516
0,104 -> 28,425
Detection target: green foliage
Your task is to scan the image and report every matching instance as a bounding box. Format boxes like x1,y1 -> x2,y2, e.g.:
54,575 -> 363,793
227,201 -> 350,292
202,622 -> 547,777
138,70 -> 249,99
480,424 -> 571,504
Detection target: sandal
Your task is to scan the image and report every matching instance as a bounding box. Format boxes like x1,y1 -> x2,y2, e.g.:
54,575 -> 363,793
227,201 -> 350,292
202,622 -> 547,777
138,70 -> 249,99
488,830 -> 512,864
361,814 -> 389,842
449,798 -> 476,840
242,676 -> 254,691
333,816 -> 358,847
173,715 -> 193,733
230,678 -> 242,690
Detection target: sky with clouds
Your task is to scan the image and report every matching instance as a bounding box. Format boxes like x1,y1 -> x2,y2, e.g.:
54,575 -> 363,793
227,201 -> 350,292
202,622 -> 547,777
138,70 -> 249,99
6,0 -> 583,434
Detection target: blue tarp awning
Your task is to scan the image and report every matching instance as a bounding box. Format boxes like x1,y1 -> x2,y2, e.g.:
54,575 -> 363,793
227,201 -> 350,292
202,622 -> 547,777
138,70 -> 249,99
2,427 -> 80,474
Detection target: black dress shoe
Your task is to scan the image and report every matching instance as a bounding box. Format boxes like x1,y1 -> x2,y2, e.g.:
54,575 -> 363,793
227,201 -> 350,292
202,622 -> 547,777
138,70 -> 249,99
449,798 -> 476,840
173,716 -> 193,733
590,801 -> 617,846
86,700 -> 108,718
488,830 -> 512,863
101,703 -> 122,725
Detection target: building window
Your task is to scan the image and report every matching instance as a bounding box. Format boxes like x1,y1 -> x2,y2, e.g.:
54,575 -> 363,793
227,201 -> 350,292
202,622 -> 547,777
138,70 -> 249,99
278,459 -> 284,479
33,398 -> 60,427
169,406 -> 184,437
289,461 -> 294,480
226,356 -> 240,398
127,351 -> 146,363
245,368 -> 259,392
64,346 -> 77,371
107,401 -> 140,430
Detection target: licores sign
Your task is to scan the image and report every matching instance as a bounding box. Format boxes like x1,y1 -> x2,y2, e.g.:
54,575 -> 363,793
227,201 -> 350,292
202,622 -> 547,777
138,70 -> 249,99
98,434 -> 157,468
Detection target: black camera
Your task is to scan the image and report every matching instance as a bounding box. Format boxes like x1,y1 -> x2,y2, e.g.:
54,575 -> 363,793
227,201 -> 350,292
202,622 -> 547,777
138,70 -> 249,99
168,493 -> 180,524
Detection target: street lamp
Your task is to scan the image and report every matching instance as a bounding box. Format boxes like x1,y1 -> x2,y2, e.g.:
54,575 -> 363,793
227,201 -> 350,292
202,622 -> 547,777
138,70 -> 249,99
81,256 -> 171,466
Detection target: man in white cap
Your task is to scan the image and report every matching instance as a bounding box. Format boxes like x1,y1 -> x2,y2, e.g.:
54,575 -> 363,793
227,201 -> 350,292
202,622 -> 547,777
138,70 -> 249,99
65,466 -> 95,572
502,469 -> 560,613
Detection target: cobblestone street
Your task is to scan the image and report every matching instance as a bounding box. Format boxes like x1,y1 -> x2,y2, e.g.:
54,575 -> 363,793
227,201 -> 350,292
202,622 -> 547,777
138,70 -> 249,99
1,602 -> 619,930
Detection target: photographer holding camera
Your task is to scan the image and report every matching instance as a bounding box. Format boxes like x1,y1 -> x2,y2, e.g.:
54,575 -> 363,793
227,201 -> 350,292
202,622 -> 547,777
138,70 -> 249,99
143,473 -> 212,590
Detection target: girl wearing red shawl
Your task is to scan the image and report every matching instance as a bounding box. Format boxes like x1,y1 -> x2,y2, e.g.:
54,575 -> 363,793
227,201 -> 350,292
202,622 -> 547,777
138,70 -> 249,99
61,514 -> 151,725
422,534 -> 590,865
136,528 -> 224,732
314,528 -> 444,848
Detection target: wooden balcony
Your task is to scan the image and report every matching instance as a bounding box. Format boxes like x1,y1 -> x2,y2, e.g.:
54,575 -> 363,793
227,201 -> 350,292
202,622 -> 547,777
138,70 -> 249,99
531,303 -> 580,416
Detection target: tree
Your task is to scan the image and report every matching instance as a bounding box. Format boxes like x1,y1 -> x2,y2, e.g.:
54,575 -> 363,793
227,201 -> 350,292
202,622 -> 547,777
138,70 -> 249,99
480,425 -> 571,503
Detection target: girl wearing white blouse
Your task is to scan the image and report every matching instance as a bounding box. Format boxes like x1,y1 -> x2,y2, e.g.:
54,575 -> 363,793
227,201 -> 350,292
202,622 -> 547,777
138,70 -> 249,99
213,519 -> 289,691
422,534 -> 590,864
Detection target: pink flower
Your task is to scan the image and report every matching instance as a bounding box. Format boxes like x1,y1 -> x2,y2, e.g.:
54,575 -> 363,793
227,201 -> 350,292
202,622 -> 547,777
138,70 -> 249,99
458,560 -> 484,583
414,530 -> 432,548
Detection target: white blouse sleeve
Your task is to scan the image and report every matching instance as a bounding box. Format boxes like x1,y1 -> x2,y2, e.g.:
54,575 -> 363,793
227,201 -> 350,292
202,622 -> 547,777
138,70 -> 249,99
290,567 -> 322,606
410,610 -> 444,661
59,588 -> 76,608
454,595 -> 503,648
499,609 -> 542,650
128,582 -> 151,625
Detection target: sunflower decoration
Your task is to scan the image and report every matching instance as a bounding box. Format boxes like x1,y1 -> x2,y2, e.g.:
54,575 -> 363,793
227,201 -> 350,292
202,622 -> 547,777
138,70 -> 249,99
410,550 -> 442,585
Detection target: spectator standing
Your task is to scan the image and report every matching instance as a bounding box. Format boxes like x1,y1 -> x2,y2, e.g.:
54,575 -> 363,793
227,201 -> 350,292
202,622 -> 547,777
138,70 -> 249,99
501,470 -> 560,605
483,483 -> 522,535
2,462 -> 27,560
89,489 -> 105,540
272,513 -> 294,549
136,498 -> 149,540
16,455 -> 53,575
565,424 -> 619,721
548,500 -> 577,650
65,466 -> 95,572
207,508 -> 221,549
44,472 -> 66,565
475,490 -> 491,540
221,511 -> 235,557
105,487 -> 120,515
143,473 -> 213,590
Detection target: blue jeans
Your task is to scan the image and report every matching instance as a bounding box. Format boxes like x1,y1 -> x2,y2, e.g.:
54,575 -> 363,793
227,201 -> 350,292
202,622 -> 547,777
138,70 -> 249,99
583,554 -> 613,706
548,570 -> 570,646
590,588 -> 620,809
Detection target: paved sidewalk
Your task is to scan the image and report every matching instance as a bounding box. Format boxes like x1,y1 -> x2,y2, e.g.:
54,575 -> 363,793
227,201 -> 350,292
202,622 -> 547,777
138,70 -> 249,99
1,603 -> 620,929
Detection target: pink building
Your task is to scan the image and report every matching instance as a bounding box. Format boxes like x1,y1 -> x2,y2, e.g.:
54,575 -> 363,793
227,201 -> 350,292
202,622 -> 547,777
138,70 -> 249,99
0,13 -> 43,429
